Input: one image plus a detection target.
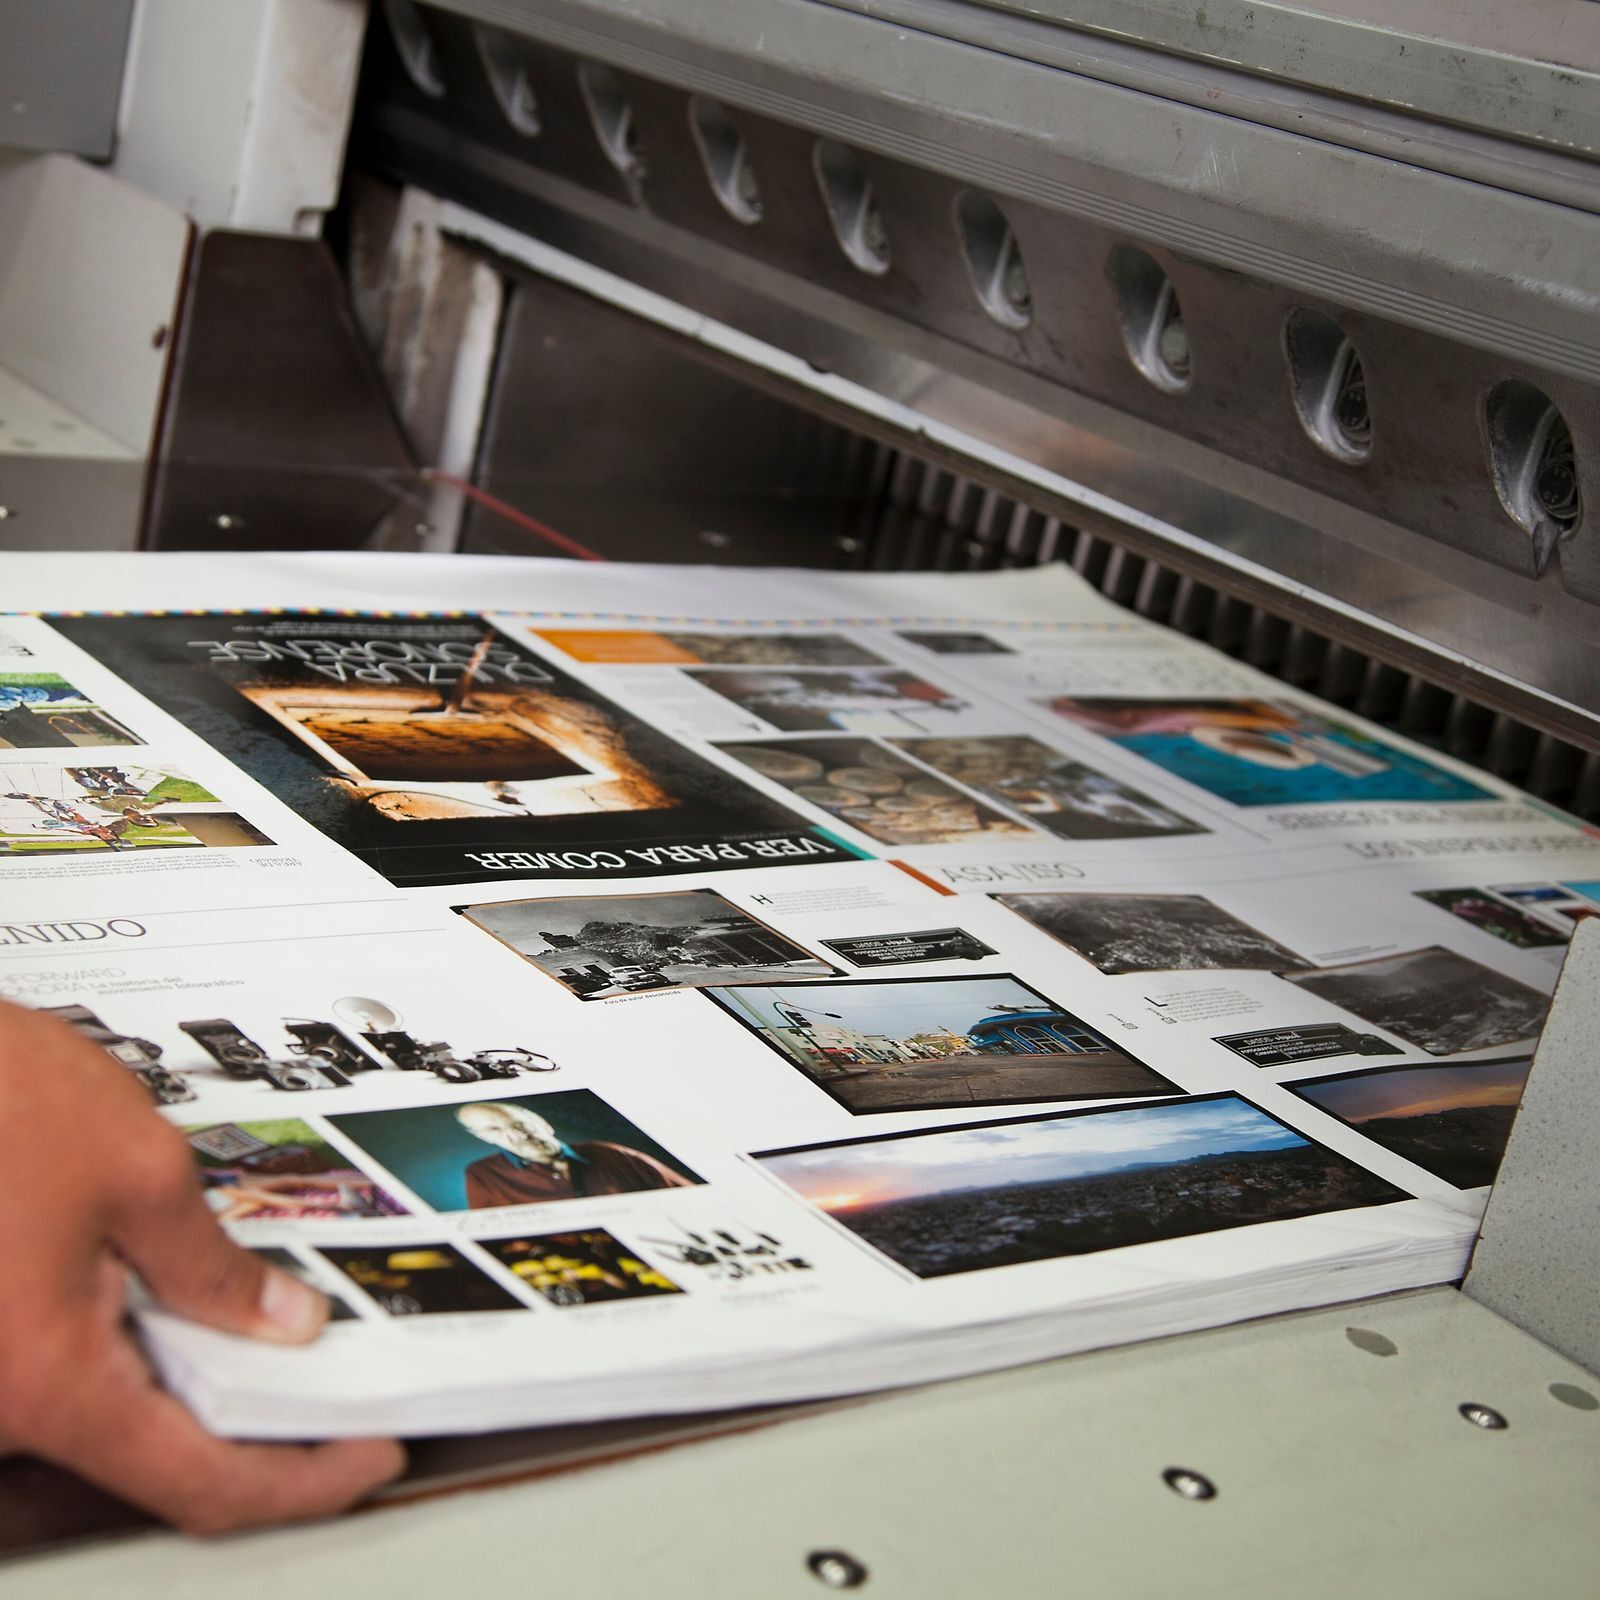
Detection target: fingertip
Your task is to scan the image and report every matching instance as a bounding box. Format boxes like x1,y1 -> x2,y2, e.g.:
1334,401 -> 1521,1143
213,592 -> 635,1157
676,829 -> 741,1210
255,1268 -> 329,1344
341,1435 -> 409,1486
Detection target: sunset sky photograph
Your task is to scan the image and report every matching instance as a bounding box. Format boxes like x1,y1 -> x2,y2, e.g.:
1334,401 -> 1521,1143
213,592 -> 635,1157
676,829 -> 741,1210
1292,1059 -> 1530,1125
759,1096 -> 1304,1213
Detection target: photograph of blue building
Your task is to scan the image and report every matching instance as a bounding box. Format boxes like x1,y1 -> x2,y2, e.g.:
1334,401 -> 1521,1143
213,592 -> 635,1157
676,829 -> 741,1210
704,975 -> 1177,1113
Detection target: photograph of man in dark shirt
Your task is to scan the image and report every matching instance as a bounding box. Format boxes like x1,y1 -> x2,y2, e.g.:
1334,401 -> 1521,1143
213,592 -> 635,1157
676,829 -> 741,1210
457,1100 -> 695,1209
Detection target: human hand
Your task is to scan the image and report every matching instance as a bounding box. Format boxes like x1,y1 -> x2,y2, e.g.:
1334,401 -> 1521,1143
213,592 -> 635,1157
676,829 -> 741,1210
0,1000 -> 404,1533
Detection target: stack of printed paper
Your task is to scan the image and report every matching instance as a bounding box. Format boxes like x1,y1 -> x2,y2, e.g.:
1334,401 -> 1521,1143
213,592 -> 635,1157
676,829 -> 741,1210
0,553 -> 1579,1436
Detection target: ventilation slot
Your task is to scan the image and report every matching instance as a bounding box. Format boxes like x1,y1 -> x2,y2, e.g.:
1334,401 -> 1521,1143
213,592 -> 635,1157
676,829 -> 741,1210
690,99 -> 762,224
476,27 -> 541,136
955,192 -> 1031,329
382,0 -> 446,98
814,141 -> 889,275
578,61 -> 645,190
1485,380 -> 1582,566
1285,308 -> 1372,464
1108,246 -> 1191,392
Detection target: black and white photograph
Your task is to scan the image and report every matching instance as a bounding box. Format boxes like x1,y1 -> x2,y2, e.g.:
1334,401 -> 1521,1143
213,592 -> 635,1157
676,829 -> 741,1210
1278,946 -> 1549,1056
821,928 -> 997,967
687,667 -> 970,733
461,887 -> 836,999
994,891 -> 1309,974
704,974 -> 1178,1113
892,735 -> 1205,841
663,633 -> 888,668
896,632 -> 1016,656
758,1094 -> 1406,1278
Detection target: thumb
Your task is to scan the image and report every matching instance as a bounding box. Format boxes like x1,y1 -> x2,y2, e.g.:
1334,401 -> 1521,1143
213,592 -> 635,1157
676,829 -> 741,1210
111,1143 -> 329,1344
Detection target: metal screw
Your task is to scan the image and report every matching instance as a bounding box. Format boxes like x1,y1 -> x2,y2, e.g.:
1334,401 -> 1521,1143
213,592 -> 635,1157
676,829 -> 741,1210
414,522 -> 434,538
832,536 -> 862,554
1460,1403 -> 1508,1431
0,506 -> 12,521
807,1550 -> 868,1588
699,529 -> 732,548
1163,1466 -> 1217,1501
210,513 -> 246,531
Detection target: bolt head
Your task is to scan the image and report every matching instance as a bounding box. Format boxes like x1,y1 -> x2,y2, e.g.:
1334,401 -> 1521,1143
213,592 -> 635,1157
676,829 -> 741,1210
1163,1466 -> 1217,1501
1460,1403 -> 1508,1430
807,1550 -> 868,1588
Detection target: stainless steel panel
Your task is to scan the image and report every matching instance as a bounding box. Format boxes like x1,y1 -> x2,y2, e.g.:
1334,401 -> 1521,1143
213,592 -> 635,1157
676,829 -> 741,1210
8,1286 -> 1600,1596
1467,917 -> 1600,1376
0,0 -> 134,159
349,2 -> 1600,747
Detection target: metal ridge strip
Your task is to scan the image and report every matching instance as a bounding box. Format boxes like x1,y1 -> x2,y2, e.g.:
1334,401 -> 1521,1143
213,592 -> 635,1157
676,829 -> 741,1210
428,0 -> 1600,384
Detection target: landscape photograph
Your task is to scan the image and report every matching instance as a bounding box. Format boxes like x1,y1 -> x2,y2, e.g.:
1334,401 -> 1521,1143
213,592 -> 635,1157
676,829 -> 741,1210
758,1094 -> 1405,1278
995,891 -> 1307,973
1286,1057 -> 1531,1188
1280,946 -> 1549,1056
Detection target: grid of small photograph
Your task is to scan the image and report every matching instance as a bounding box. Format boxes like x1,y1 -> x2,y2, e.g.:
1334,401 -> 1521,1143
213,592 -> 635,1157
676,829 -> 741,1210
1284,1056 -> 1531,1189
703,974 -> 1178,1114
756,1094 -> 1407,1279
1278,947 -> 1549,1057
460,887 -> 837,1000
994,891 -> 1307,974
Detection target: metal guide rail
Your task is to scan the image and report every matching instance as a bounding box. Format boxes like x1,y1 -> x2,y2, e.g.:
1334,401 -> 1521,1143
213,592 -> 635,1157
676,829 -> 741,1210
348,0 -> 1600,749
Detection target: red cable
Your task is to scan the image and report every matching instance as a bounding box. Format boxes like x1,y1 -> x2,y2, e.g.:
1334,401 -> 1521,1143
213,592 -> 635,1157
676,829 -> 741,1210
422,469 -> 609,562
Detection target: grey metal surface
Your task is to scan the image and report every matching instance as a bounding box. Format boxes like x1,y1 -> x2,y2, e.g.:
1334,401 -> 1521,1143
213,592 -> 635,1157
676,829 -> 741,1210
349,3 -> 1600,749
816,0 -> 1600,212
466,270 -> 886,562
0,457 -> 145,554
422,0 -> 1600,375
147,231 -> 420,551
0,0 -> 134,159
942,0 -> 1600,157
7,1286 -> 1599,1596
430,188 -> 1600,745
1466,916 -> 1600,1376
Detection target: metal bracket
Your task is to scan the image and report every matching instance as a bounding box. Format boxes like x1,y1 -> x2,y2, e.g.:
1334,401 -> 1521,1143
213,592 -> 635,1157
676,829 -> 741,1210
1465,914 -> 1600,1376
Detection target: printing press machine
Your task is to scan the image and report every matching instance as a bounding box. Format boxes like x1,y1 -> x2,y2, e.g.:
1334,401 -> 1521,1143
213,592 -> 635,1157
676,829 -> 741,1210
1,1 -> 1599,1591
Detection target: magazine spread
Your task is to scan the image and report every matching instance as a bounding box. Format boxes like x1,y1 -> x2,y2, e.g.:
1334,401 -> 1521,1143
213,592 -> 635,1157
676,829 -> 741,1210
2,554 -> 1591,1438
